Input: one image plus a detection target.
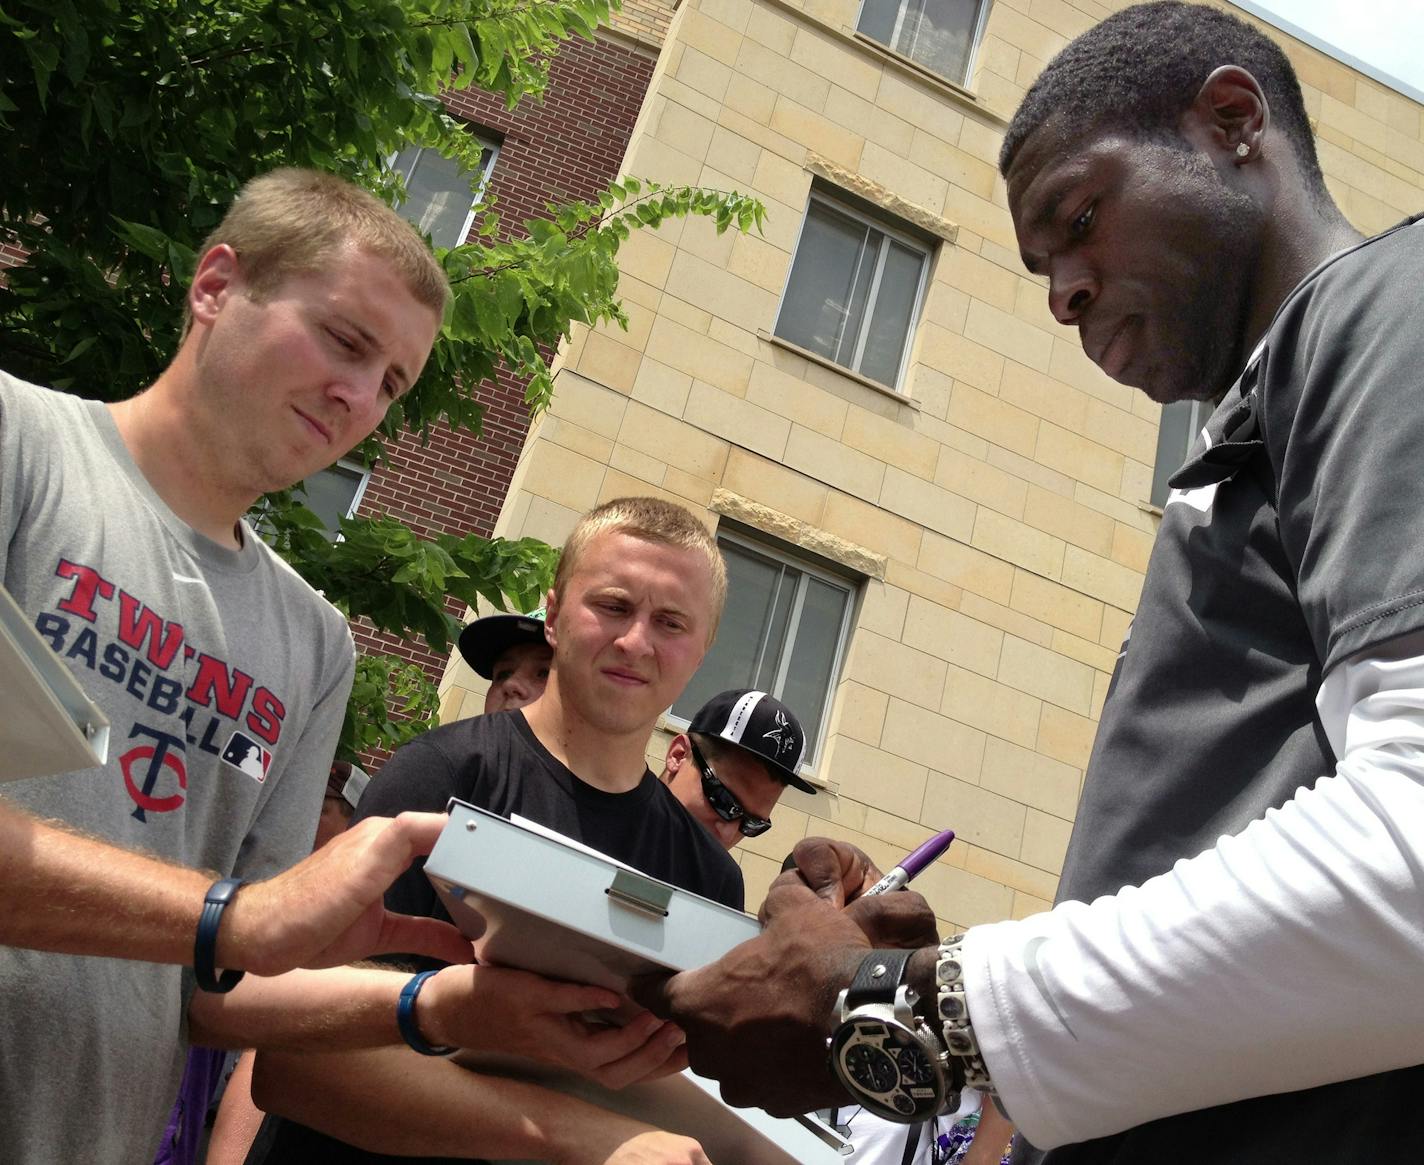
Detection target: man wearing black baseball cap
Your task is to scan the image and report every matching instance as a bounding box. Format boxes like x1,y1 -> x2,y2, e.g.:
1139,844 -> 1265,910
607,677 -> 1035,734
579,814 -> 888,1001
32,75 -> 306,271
660,689 -> 812,850
457,607 -> 552,715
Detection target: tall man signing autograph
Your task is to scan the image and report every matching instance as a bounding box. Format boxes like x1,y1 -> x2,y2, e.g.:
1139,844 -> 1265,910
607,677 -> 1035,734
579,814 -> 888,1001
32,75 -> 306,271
632,5 -> 1424,1162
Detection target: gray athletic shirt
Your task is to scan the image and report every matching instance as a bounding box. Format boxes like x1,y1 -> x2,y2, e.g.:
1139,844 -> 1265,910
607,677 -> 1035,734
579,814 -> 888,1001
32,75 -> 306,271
1026,217 -> 1424,1161
0,372 -> 355,1163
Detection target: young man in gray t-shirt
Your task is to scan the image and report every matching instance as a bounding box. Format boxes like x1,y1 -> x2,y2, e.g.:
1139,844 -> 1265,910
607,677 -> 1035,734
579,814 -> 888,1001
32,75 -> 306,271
0,170 -> 667,1163
0,167 -> 445,1162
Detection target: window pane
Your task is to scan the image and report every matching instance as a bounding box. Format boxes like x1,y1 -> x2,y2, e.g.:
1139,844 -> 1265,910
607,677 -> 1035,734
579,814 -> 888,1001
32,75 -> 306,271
302,464 -> 366,541
857,0 -> 982,84
753,568 -> 796,692
776,201 -> 872,363
672,544 -> 792,720
393,145 -> 421,184
675,537 -> 854,769
780,576 -> 850,751
836,230 -> 881,367
858,239 -> 924,386
1150,400 -> 1202,507
858,0 -> 907,52
395,148 -> 478,249
778,196 -> 930,392
476,144 -> 498,183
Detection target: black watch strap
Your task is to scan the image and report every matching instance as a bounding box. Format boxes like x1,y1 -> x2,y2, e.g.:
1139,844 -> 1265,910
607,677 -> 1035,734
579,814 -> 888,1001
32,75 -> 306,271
845,948 -> 913,1008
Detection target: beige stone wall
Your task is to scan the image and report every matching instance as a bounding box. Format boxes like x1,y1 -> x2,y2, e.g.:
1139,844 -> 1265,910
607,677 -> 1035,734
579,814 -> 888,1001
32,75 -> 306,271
445,0 -> 1424,932
974,0 -> 1424,233
608,0 -> 677,48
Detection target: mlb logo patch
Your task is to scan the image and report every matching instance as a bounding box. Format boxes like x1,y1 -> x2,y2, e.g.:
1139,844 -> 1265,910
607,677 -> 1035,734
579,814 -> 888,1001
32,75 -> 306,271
221,732 -> 272,783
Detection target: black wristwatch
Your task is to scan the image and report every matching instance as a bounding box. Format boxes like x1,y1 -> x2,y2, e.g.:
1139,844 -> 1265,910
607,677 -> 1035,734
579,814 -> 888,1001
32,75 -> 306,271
828,949 -> 951,1123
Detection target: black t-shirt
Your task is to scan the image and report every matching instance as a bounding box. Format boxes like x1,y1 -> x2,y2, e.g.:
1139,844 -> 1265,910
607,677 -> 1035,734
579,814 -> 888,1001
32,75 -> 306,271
358,708 -> 743,926
1020,217 -> 1424,1164
251,709 -> 744,1164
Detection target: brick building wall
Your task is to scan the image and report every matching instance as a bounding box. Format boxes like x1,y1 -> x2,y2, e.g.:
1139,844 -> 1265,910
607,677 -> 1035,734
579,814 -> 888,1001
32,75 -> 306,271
347,28 -> 663,758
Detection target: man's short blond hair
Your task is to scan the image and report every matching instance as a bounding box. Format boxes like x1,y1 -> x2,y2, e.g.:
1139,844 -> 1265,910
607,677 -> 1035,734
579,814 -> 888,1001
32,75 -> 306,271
194,168 -> 450,317
554,497 -> 728,640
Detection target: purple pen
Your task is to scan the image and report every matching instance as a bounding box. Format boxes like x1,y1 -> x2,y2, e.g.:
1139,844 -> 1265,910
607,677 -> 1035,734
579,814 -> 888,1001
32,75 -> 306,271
862,828 -> 955,896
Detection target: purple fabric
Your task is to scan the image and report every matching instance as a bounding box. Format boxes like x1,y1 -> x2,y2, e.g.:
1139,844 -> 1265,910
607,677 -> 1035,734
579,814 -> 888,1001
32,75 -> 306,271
153,1047 -> 227,1165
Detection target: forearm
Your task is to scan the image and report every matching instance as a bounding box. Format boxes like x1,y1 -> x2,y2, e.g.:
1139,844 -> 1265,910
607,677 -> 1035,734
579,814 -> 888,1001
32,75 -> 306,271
204,1053 -> 265,1165
964,728 -> 1424,1147
188,966 -> 405,1051
189,956 -> 682,1096
962,1097 -> 1014,1165
252,1047 -> 658,1162
0,798 -> 209,963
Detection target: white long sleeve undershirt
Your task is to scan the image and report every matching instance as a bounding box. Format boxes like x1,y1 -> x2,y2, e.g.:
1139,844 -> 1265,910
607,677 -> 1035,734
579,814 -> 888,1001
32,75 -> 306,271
964,635 -> 1424,1149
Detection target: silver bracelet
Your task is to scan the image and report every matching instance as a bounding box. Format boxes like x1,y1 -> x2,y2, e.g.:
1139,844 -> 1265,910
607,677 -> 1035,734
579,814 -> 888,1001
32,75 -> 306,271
936,933 -> 996,1095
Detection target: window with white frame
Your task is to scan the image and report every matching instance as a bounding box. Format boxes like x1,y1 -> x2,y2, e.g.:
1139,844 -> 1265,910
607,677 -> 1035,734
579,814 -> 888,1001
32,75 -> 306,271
392,137 -> 499,250
671,531 -> 857,770
1149,399 -> 1213,508
774,191 -> 932,391
249,460 -> 370,544
856,0 -> 991,87
301,459 -> 372,541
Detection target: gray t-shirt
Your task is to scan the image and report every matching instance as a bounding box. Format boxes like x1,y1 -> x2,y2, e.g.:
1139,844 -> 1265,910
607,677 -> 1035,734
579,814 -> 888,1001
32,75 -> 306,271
1026,217 -> 1424,1161
0,372 -> 355,1163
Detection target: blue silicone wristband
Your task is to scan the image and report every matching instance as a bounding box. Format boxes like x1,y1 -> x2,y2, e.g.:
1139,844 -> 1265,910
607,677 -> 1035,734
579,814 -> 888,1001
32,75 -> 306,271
397,970 -> 456,1056
194,877 -> 247,994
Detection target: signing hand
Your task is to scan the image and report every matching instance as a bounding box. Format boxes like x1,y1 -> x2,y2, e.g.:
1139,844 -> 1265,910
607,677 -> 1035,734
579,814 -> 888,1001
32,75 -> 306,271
629,840 -> 875,1115
631,836 -> 941,1115
774,835 -> 884,909
777,836 -> 940,948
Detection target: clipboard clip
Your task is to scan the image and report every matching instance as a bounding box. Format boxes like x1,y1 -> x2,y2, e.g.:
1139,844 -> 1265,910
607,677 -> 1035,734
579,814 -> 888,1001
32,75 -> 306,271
605,869 -> 672,919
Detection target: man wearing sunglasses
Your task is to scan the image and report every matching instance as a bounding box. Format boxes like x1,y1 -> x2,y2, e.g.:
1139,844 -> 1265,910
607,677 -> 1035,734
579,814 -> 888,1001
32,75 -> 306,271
659,689 -> 812,848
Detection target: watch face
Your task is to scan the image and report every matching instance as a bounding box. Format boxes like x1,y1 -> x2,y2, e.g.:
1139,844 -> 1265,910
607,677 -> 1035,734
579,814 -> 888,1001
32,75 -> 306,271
830,1013 -> 946,1125
896,1044 -> 937,1086
844,1043 -> 900,1093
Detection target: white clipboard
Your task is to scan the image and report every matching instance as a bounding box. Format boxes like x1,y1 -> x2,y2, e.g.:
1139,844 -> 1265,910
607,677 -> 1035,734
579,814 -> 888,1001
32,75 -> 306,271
426,802 -> 851,1164
425,799 -> 763,991
0,583 -> 110,782
455,1053 -> 851,1165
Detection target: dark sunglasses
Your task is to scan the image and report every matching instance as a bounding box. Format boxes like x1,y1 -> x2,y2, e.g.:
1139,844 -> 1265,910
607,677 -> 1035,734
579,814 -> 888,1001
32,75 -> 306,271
690,739 -> 773,837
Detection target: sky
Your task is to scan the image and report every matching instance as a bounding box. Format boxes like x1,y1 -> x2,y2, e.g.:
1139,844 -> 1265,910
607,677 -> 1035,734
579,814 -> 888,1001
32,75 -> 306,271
1244,0 -> 1424,99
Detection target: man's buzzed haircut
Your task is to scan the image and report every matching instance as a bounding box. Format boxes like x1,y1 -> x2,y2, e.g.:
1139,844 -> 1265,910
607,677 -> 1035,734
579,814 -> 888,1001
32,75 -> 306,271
552,496 -> 728,639
194,168 -> 451,318
999,1 -> 1325,197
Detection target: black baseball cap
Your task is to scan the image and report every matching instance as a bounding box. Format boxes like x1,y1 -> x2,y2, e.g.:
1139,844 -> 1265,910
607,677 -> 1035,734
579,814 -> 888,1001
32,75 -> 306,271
688,689 -> 815,794
326,761 -> 371,809
457,607 -> 549,680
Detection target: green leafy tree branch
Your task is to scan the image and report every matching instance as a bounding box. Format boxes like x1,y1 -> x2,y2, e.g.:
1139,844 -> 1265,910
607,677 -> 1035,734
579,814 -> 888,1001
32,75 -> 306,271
1,0 -> 763,758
